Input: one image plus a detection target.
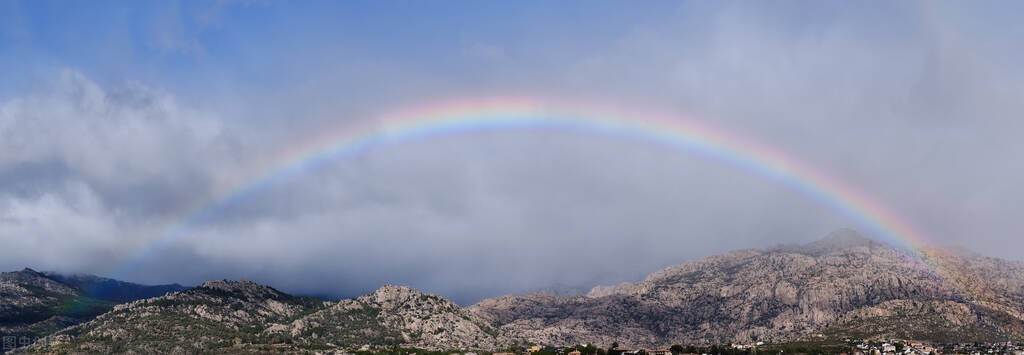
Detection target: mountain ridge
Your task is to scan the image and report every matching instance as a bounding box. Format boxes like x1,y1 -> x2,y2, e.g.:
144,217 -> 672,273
471,230 -> 1024,346
7,230 -> 1024,353
0,268 -> 189,353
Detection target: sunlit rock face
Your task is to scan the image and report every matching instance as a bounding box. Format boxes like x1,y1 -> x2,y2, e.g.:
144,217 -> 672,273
275,284 -> 512,350
471,230 -> 1024,345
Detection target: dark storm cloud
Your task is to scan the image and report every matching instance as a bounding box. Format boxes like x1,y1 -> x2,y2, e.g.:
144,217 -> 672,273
1,2 -> 1023,303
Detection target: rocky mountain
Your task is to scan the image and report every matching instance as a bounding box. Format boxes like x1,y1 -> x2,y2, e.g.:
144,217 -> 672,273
470,229 -> 1024,346
28,282 -> 510,353
266,284 -> 511,350
0,268 -> 186,351
27,280 -> 323,353
10,230 -> 1024,353
41,273 -> 187,303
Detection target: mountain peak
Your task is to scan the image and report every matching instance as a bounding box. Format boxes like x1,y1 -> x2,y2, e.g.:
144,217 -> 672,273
2,267 -> 47,280
20,267 -> 43,275
374,283 -> 417,293
0,268 -> 78,295
365,284 -> 433,304
199,279 -> 267,290
198,279 -> 285,300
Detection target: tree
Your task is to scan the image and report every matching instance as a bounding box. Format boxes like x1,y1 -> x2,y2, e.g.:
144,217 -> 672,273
670,345 -> 684,355
574,344 -> 597,355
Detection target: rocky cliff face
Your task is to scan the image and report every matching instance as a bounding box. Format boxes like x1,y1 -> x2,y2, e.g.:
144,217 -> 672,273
821,299 -> 997,342
30,283 -> 510,353
470,230 -> 1024,346
29,280 -> 322,353
0,268 -> 86,347
919,246 -> 1024,339
267,285 -> 511,350
0,269 -> 80,319
0,268 -> 185,352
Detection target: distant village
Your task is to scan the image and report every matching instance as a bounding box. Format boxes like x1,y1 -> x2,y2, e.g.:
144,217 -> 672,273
842,339 -> 1024,355
354,339 -> 1024,355
490,340 -> 1024,355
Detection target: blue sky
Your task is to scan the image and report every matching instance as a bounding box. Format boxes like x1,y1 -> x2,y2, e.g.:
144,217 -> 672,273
2,1 -> 1024,303
3,1 -> 683,100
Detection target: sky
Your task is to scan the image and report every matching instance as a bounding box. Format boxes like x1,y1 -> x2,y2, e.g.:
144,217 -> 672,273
2,0 -> 1023,304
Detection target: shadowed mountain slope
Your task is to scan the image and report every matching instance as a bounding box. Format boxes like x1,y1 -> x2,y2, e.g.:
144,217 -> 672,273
0,268 -> 187,353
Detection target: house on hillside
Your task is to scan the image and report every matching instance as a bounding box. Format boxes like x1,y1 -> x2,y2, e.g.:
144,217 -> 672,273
568,350 -> 582,355
647,349 -> 671,355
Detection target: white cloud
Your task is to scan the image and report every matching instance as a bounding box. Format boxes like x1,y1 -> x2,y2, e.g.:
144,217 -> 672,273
0,182 -> 127,271
3,2 -> 1024,302
0,70 -> 236,202
0,70 -> 240,274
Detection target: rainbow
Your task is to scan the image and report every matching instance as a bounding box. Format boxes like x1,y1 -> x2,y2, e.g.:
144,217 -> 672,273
116,97 -> 936,276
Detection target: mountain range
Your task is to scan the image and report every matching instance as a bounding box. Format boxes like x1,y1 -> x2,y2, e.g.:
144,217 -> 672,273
0,268 -> 186,352
3,230 -> 1023,353
471,229 -> 1024,346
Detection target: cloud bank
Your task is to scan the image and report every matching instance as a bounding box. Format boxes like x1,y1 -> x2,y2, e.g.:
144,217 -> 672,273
2,2 -> 1023,303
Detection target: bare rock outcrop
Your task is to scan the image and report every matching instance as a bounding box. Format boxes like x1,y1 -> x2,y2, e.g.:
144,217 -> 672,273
471,230 -> 1024,346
